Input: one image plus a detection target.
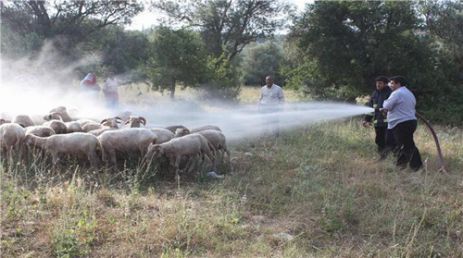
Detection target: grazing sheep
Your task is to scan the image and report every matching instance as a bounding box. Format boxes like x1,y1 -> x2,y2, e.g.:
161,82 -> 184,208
64,121 -> 83,133
25,126 -> 56,137
24,133 -> 101,167
145,133 -> 214,178
125,116 -> 146,128
43,112 -> 63,121
13,115 -> 34,128
165,125 -> 188,133
0,123 -> 26,157
82,122 -> 102,132
98,128 -> 157,167
88,117 -> 122,136
43,120 -> 67,134
175,128 -> 230,169
190,125 -> 222,133
195,129 -> 230,168
47,106 -> 72,122
75,119 -> 99,127
150,128 -> 174,144
0,118 -> 11,125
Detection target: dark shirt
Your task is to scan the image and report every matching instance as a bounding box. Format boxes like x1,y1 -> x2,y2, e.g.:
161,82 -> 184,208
364,87 -> 392,127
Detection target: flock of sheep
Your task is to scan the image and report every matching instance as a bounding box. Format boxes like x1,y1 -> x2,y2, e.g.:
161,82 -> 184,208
0,106 -> 230,178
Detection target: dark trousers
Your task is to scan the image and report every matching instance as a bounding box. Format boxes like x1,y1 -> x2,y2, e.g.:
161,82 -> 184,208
392,120 -> 423,171
375,126 -> 396,158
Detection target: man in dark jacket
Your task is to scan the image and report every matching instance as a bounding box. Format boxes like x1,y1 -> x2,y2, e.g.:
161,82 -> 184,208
363,76 -> 396,160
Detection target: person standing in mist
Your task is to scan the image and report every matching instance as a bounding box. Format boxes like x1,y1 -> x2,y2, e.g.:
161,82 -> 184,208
102,72 -> 120,109
258,75 -> 284,136
380,76 -> 423,171
363,76 -> 396,160
80,73 -> 100,99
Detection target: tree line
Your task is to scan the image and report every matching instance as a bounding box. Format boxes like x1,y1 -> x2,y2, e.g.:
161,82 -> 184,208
1,1 -> 462,123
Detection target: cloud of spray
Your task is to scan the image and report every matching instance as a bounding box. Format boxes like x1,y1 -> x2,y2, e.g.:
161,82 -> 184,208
128,101 -> 374,142
1,42 -> 373,141
0,41 -> 114,121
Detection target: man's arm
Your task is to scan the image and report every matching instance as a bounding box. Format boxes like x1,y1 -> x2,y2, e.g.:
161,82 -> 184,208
278,88 -> 284,103
382,91 -> 399,112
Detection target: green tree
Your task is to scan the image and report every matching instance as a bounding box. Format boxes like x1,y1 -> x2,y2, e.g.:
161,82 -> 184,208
145,27 -> 209,99
285,1 -> 463,123
241,41 -> 285,86
1,1 -> 143,57
153,0 -> 291,62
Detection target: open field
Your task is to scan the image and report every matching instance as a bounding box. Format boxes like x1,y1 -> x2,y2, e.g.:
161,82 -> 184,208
1,87 -> 463,257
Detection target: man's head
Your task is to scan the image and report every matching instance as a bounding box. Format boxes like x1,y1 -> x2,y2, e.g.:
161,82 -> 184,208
375,76 -> 389,90
388,76 -> 406,91
265,75 -> 274,87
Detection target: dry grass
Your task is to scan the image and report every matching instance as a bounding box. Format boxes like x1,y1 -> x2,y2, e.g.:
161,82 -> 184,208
1,86 -> 463,257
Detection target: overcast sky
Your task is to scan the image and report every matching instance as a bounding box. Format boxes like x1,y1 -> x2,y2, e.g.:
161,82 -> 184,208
126,0 -> 311,31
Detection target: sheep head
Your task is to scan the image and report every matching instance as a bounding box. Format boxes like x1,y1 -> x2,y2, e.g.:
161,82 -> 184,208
43,112 -> 63,121
174,128 -> 190,137
100,117 -> 122,128
125,116 -> 147,128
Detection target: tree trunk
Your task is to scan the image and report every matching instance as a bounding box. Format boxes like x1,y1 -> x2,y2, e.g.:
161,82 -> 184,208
170,79 -> 176,99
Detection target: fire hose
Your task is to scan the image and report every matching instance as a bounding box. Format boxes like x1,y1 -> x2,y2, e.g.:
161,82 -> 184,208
415,112 -> 447,173
376,108 -> 447,173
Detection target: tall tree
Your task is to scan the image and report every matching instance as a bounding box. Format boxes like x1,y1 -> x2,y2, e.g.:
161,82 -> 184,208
286,0 -> 463,123
152,0 -> 290,62
145,27 -> 208,99
1,1 -> 143,56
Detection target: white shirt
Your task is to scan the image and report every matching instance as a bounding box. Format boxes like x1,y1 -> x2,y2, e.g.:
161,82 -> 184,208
259,84 -> 284,105
383,86 -> 417,129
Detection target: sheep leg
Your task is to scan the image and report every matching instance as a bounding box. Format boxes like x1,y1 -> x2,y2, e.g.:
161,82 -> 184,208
51,152 -> 60,168
88,150 -> 100,168
174,156 -> 181,182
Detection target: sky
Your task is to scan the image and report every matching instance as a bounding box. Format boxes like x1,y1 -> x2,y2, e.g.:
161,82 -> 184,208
125,0 -> 312,31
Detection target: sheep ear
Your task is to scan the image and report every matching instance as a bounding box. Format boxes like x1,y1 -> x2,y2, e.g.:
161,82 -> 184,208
100,119 -> 108,124
140,117 -> 146,125
115,117 -> 123,123
124,120 -> 130,125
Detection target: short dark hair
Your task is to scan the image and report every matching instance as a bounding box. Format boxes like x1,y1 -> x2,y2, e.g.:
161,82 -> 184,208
389,76 -> 407,86
375,76 -> 389,83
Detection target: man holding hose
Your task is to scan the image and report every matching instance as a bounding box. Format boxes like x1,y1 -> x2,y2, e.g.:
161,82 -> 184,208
380,76 -> 423,171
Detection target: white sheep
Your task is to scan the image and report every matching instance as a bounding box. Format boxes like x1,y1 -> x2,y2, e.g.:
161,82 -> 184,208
165,125 -> 189,133
0,118 -> 11,125
195,129 -> 230,168
88,117 -> 122,136
0,123 -> 26,157
23,133 -> 101,167
190,125 -> 222,133
145,133 -> 214,178
98,128 -> 157,167
125,116 -> 146,128
64,121 -> 83,133
13,115 -> 34,128
47,106 -> 72,122
43,120 -> 67,134
175,128 -> 230,169
81,122 -> 103,132
25,125 -> 56,137
150,128 -> 174,144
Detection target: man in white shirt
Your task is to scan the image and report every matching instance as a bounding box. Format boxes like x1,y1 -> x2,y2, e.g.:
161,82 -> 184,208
258,75 -> 284,136
381,76 -> 422,171
259,75 -> 284,107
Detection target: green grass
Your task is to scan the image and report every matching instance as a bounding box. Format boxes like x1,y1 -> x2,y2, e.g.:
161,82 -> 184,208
1,87 -> 463,257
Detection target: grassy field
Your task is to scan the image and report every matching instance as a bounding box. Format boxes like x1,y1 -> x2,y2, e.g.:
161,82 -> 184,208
2,87 -> 463,257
